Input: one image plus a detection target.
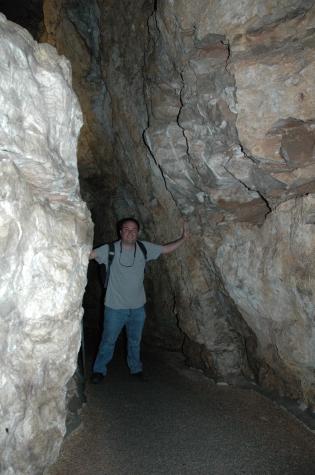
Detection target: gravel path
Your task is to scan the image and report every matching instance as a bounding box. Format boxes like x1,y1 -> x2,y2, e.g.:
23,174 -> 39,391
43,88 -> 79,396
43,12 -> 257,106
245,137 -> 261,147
46,348 -> 315,475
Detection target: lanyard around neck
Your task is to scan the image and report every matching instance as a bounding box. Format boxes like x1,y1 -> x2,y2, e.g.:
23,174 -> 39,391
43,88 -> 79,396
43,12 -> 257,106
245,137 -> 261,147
119,241 -> 137,267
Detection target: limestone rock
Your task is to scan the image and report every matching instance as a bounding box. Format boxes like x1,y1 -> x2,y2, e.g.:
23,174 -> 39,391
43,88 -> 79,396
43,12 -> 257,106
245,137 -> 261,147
227,4 -> 315,206
0,14 -> 92,474
215,196 -> 315,402
141,1 -> 315,398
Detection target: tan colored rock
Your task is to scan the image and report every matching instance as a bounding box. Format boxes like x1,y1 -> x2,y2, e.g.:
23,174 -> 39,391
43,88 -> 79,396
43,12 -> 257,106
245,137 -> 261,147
216,195 -> 315,402
233,47 -> 315,163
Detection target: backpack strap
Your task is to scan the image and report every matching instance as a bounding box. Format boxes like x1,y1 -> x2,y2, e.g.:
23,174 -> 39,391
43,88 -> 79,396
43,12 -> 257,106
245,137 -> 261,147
104,242 -> 115,288
137,240 -> 147,260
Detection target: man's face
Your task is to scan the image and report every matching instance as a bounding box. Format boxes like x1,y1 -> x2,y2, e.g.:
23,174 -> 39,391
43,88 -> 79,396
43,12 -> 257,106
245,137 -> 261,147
120,220 -> 139,244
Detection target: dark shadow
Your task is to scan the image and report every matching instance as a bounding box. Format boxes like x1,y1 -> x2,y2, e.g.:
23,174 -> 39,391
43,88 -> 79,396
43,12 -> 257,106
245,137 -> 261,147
1,0 -> 44,39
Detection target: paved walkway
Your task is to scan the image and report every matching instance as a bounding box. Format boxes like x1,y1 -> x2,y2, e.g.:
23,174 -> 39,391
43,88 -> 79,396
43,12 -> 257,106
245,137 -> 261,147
47,347 -> 315,475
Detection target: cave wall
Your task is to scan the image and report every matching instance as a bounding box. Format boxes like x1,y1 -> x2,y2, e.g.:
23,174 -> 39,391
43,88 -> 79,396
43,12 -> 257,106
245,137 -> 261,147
41,0 -> 185,349
42,0 -> 315,404
0,14 -> 92,474
143,1 -> 315,401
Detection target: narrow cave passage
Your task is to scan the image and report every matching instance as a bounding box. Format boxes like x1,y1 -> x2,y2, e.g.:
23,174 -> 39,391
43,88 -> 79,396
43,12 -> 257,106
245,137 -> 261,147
2,1 -> 315,474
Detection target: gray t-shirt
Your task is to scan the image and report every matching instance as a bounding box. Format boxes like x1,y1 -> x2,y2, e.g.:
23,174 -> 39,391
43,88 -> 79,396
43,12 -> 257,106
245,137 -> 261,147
94,240 -> 162,309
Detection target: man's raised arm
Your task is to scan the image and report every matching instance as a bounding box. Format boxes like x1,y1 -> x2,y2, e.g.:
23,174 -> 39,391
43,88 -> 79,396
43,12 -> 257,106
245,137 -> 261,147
162,222 -> 189,254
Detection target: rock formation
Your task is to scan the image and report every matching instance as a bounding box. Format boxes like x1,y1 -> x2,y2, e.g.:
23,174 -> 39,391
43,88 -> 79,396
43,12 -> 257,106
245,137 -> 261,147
0,0 -> 314,470
0,14 -> 92,475
40,0 -> 315,407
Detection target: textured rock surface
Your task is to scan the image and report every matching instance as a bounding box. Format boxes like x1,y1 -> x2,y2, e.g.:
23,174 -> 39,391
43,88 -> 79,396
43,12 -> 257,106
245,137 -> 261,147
42,0 -> 315,405
0,14 -> 92,475
216,195 -> 315,400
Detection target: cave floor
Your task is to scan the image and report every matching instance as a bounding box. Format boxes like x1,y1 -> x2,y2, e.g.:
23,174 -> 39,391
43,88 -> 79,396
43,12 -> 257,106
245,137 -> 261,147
46,343 -> 315,475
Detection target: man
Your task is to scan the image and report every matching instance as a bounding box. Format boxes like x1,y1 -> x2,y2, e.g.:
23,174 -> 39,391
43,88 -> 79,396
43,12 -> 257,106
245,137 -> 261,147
89,217 -> 188,383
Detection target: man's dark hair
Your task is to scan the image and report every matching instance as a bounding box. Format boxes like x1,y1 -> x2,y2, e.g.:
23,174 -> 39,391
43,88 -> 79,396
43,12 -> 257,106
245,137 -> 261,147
117,217 -> 140,231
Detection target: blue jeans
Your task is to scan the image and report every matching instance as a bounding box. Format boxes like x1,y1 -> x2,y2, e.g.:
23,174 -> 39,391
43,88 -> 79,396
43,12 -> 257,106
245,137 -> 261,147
93,306 -> 146,375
